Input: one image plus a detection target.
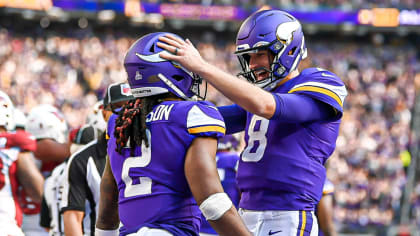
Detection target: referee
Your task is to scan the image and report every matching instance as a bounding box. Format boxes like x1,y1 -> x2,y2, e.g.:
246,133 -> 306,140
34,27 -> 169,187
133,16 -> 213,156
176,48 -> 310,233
61,83 -> 133,236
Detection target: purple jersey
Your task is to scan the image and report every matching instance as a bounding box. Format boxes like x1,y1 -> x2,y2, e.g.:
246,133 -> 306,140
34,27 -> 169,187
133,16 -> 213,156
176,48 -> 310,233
237,68 -> 347,211
107,100 -> 225,236
200,151 -> 240,234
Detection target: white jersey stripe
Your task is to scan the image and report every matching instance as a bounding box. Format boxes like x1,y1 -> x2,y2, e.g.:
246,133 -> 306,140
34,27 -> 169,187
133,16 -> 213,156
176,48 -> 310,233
187,105 -> 225,129
86,157 -> 101,215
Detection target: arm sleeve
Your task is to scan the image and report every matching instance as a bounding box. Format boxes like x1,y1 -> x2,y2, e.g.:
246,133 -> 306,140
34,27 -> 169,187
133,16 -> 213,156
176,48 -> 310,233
271,93 -> 335,122
39,196 -> 51,228
217,105 -> 247,134
61,159 -> 87,212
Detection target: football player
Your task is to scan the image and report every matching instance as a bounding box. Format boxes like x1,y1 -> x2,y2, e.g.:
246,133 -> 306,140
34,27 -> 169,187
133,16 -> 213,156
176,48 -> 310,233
200,134 -> 241,236
0,90 -> 44,236
26,104 -> 70,172
96,32 -> 251,236
159,9 -> 347,236
23,104 -> 70,236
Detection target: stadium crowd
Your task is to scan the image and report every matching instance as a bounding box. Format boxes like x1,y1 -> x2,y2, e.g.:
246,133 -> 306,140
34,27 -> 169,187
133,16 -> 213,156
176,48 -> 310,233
0,26 -> 419,234
71,0 -> 420,10
157,0 -> 420,10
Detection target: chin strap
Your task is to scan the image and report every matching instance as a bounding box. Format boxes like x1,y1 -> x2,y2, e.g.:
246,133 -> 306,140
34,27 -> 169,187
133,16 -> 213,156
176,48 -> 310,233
157,73 -> 192,101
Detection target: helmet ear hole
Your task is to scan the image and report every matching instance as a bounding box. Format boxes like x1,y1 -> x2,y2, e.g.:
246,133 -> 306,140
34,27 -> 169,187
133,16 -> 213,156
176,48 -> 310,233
288,47 -> 297,55
172,75 -> 185,81
149,44 -> 155,53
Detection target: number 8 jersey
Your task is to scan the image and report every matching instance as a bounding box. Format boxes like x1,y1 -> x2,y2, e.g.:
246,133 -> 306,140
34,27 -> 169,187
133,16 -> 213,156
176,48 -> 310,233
237,68 -> 347,211
107,100 -> 225,236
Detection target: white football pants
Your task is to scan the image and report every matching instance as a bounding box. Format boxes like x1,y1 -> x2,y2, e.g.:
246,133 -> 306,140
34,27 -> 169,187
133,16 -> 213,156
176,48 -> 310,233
239,209 -> 318,236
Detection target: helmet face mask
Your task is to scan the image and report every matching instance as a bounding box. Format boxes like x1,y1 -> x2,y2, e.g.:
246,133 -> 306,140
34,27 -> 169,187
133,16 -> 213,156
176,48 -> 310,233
235,10 -> 307,91
124,32 -> 206,100
236,45 -> 279,89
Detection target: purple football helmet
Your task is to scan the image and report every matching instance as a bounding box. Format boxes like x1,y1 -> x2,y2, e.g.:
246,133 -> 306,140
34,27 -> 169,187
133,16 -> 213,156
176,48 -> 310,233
235,10 -> 307,90
124,32 -> 204,100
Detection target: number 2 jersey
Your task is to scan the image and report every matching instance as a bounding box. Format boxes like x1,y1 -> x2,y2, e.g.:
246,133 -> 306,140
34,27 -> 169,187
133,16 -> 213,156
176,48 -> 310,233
237,68 -> 347,211
107,100 -> 225,236
0,131 -> 36,235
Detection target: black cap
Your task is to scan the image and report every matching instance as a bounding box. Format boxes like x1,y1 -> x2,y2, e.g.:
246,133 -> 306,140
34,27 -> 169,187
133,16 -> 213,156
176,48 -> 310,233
74,125 -> 96,145
103,82 -> 134,107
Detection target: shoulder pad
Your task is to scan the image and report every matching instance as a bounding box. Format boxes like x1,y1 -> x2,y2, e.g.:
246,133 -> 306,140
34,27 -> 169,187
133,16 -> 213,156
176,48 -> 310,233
289,68 -> 347,115
0,131 -> 37,152
186,101 -> 225,137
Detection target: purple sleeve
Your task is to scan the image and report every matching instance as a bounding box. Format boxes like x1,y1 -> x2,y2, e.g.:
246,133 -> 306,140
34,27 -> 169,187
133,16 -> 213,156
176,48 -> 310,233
217,105 -> 247,134
271,93 -> 334,122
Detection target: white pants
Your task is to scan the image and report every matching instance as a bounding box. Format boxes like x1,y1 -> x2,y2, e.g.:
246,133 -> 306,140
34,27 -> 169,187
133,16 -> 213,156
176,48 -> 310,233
239,209 -> 318,236
199,233 -> 217,236
127,227 -> 173,236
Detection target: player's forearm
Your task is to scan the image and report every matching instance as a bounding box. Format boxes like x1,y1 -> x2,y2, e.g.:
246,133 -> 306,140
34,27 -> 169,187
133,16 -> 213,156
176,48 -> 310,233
96,204 -> 119,230
96,158 -> 119,230
63,211 -> 84,236
198,62 -> 276,119
34,140 -> 70,162
209,207 -> 251,236
17,152 -> 44,202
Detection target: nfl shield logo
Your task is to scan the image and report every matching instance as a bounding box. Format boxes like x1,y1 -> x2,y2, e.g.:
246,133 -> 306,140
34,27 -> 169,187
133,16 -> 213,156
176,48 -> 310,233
121,84 -> 132,96
135,71 -> 142,80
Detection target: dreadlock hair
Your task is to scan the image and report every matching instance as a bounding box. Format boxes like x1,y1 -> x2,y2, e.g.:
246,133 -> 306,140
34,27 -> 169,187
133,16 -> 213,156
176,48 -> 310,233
114,93 -> 174,156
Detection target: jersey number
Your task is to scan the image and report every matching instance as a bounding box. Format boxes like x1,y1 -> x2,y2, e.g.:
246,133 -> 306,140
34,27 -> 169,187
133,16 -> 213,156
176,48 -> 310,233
121,130 -> 152,198
241,115 -> 269,162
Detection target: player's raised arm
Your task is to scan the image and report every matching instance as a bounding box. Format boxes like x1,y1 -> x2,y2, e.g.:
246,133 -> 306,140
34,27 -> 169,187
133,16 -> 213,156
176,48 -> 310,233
26,104 -> 71,163
33,139 -> 70,163
185,137 -> 251,236
158,35 -> 277,119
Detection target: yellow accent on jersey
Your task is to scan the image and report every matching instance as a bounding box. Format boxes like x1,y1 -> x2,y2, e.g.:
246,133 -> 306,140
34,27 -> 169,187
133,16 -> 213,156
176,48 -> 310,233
188,126 -> 226,135
323,189 -> 334,195
288,86 -> 343,108
299,210 -> 307,236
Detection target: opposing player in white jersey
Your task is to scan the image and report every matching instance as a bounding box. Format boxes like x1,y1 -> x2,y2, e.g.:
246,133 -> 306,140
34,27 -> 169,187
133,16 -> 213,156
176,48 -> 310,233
23,104 -> 70,236
0,90 -> 44,236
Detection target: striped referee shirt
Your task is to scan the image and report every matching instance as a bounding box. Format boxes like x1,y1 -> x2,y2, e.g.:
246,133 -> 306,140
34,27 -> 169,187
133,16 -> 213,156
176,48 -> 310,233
60,133 -> 107,235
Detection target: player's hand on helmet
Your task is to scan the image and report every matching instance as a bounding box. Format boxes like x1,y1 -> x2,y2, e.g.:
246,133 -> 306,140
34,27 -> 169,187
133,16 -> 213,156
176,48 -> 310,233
158,34 -> 206,73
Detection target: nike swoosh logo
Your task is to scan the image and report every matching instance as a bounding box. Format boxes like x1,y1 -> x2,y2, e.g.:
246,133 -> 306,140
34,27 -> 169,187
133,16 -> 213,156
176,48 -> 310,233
268,230 -> 282,235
